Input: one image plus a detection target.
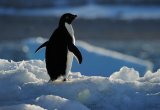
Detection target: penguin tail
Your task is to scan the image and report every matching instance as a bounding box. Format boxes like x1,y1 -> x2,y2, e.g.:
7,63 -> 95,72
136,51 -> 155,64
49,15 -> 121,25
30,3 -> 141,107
35,41 -> 48,53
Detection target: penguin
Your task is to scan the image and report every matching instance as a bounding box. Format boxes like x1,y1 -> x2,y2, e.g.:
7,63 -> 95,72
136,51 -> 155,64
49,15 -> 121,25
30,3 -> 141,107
35,13 -> 82,81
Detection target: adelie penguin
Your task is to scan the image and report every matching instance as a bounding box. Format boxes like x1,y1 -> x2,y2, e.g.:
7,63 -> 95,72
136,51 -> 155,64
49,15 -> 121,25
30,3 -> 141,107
35,13 -> 82,81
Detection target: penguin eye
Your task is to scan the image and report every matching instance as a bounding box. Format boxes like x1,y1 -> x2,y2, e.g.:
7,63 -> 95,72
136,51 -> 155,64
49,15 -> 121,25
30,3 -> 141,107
66,16 -> 69,19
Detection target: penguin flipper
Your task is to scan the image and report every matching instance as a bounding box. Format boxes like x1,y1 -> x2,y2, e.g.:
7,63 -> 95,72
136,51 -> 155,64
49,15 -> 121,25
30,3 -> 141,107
35,41 -> 48,53
68,43 -> 82,64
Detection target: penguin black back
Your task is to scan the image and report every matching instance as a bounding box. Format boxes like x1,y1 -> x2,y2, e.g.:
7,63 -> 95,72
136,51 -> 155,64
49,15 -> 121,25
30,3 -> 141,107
35,13 -> 82,81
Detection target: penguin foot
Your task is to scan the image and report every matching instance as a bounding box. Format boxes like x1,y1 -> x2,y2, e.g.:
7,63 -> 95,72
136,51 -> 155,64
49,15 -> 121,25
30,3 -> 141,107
63,78 -> 67,82
63,78 -> 72,82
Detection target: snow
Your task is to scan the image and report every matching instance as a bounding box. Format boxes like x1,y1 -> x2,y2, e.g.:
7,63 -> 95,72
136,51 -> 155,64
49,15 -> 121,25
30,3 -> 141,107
26,37 -> 152,76
0,104 -> 45,110
0,5 -> 160,20
109,66 -> 139,81
0,59 -> 160,110
35,95 -> 89,110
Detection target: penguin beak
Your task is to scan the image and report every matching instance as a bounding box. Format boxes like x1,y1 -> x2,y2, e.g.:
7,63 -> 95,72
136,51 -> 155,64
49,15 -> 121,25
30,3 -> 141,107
74,15 -> 77,18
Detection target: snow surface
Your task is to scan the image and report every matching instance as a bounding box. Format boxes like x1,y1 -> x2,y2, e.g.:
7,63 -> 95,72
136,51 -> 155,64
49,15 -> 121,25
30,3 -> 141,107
0,5 -> 160,20
25,37 -> 152,76
0,59 -> 160,110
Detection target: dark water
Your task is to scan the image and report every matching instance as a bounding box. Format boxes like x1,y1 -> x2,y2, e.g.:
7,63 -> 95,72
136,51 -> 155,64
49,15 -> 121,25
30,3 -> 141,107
0,0 -> 160,9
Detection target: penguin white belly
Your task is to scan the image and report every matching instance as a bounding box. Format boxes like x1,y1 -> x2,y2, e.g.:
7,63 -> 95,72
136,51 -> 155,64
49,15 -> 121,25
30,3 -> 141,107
65,23 -> 75,76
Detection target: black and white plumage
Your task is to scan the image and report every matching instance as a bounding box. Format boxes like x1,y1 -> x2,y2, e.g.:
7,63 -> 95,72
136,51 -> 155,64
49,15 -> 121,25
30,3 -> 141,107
35,13 -> 82,81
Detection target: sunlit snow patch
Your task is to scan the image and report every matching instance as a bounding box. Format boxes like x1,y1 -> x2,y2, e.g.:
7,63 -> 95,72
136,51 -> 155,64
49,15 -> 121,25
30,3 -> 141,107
0,59 -> 159,110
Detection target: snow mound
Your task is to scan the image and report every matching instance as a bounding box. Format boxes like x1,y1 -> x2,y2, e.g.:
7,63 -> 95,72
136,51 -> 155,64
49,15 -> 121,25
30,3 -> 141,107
0,59 -> 160,110
109,66 -> 139,81
36,95 -> 89,110
0,104 -> 45,110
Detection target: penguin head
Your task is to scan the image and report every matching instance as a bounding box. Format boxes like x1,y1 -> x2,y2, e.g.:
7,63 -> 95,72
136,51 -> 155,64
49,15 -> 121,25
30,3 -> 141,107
59,13 -> 77,25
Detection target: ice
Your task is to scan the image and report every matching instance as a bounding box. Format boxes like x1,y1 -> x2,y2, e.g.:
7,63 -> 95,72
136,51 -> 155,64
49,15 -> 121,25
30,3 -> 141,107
0,104 -> 45,110
0,59 -> 160,110
109,66 -> 139,81
139,69 -> 160,83
35,95 -> 89,110
73,41 -> 152,76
